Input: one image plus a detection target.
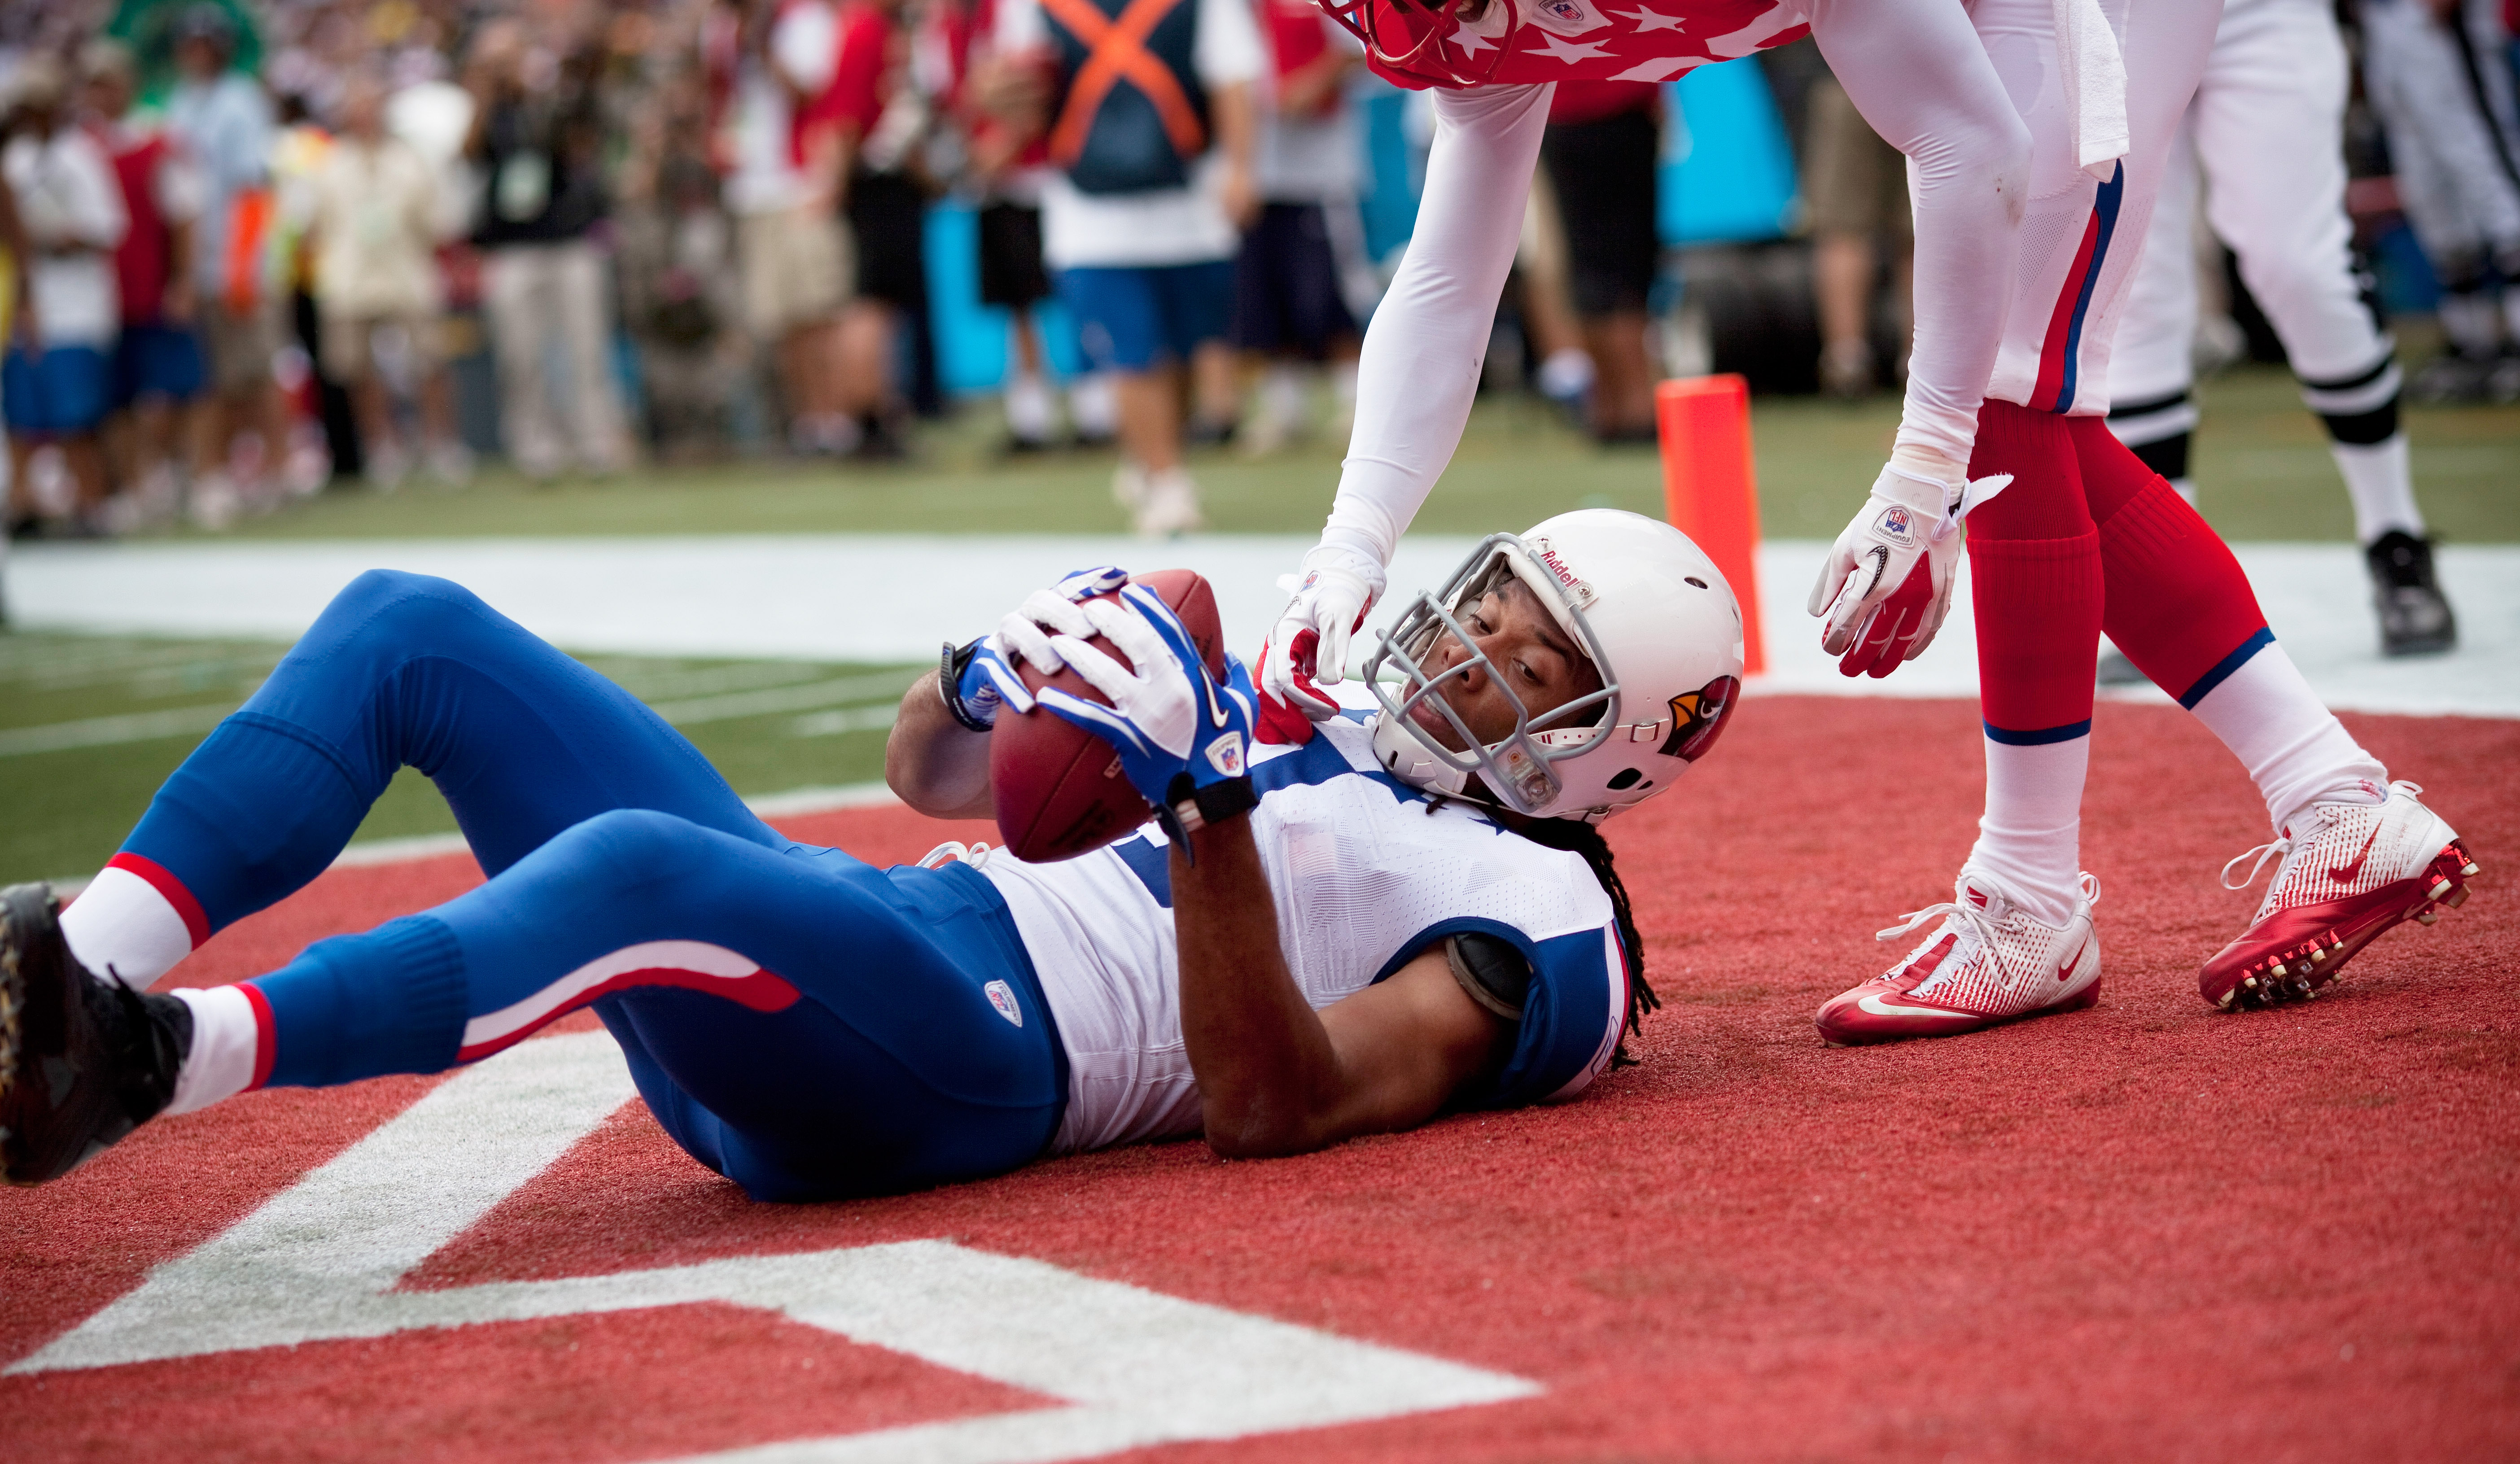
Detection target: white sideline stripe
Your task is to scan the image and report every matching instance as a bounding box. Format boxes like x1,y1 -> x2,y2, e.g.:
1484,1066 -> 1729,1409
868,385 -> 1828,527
9,1031 -> 1539,1462
461,940 -> 760,1050
8,535 -> 2511,717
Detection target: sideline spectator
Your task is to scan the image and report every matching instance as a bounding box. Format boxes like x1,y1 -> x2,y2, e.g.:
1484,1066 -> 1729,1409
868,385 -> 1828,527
1539,79 -> 1661,443
164,3 -> 284,526
83,40 -> 206,531
2358,0 -> 2520,400
833,0 -> 928,454
308,70 -> 467,489
616,78 -> 748,459
463,17 -> 630,478
1230,0 -> 1361,457
1802,66 -> 1912,399
991,0 -> 1262,537
963,0 -> 1116,449
714,0 -> 857,456
3,56 -> 125,533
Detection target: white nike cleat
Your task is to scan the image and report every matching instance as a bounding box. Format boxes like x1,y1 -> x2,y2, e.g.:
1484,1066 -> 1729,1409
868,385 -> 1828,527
2202,780 -> 2478,1010
1816,872 -> 2102,1046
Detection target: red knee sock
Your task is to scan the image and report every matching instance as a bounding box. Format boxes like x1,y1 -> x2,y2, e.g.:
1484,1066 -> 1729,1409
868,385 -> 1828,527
2068,416 -> 2268,705
1957,403 -> 2104,922
1969,403 -> 2103,739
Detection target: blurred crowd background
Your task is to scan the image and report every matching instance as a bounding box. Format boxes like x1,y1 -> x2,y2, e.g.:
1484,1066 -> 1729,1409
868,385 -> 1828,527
0,0 -> 2511,540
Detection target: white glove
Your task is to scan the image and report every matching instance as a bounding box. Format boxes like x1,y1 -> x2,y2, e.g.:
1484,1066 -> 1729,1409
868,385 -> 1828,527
1807,448 -> 2012,678
1259,542 -> 1385,721
992,565 -> 1128,675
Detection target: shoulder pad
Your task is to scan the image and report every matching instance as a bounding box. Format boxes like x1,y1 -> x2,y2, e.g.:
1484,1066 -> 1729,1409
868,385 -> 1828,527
1445,931 -> 1530,1021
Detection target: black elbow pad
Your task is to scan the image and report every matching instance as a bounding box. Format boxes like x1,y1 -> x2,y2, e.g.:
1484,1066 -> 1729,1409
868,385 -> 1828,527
1445,932 -> 1530,1021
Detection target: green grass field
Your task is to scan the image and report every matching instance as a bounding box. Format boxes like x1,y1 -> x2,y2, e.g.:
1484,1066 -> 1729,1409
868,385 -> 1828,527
4,365 -> 2511,883
109,365 -> 2520,545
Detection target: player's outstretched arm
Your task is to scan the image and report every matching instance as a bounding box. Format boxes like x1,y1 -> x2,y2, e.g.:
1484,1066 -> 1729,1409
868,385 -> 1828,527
1264,83 -> 1552,715
1172,816 -> 1511,1159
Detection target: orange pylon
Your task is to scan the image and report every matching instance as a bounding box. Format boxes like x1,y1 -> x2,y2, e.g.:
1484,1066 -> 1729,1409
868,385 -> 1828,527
1655,374 -> 1766,675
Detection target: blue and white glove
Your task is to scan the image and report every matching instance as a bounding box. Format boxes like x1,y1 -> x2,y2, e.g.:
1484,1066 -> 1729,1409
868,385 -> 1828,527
1039,583 -> 1258,850
940,566 -> 1130,731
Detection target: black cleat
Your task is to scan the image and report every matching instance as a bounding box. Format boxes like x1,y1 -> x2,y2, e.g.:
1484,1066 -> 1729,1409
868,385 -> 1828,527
0,883 -> 191,1185
2365,531 -> 2459,658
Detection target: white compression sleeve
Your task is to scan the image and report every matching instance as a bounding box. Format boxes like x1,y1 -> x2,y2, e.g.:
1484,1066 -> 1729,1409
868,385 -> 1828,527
1804,0 -> 2032,464
1321,83 -> 1552,569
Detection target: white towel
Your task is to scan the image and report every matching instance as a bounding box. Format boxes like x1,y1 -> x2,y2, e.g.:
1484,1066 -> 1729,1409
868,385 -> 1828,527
2052,0 -> 2130,179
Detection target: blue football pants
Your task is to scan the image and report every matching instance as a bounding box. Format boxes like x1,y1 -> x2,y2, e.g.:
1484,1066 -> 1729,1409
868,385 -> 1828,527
118,571 -> 1065,1201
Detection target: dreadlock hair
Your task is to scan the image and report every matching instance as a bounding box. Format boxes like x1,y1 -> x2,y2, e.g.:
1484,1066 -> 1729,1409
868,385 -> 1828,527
1426,794 -> 1657,1064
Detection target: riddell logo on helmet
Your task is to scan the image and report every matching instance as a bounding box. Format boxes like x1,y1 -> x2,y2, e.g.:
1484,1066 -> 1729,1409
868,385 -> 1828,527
1527,539 -> 1598,610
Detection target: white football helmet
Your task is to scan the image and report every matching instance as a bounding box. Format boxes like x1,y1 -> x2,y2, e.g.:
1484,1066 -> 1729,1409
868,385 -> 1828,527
1361,509 -> 1745,822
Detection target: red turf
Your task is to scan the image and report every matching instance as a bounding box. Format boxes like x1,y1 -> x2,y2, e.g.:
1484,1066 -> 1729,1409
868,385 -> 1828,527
3,696 -> 2513,1462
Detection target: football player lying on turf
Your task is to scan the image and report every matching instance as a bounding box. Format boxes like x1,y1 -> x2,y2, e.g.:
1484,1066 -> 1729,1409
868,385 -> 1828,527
1,510 -> 1744,1194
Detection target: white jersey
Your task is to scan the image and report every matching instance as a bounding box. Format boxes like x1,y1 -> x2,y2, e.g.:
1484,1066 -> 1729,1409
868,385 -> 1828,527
982,712 -> 1630,1154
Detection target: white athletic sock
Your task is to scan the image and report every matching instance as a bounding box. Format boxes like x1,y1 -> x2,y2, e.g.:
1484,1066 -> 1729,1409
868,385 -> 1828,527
165,985 -> 263,1115
60,866 -> 196,988
1068,373 -> 1119,437
1962,735 -> 2088,928
2185,641 -> 2386,834
2333,434 -> 2424,543
1005,371 -> 1056,441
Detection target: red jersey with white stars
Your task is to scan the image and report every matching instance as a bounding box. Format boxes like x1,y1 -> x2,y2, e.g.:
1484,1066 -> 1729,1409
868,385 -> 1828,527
1318,0 -> 1807,89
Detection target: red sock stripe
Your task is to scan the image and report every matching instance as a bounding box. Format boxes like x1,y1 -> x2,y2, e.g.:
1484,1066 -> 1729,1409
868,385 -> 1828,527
105,852 -> 210,950
238,981 -> 277,1091
1968,532 -> 2104,735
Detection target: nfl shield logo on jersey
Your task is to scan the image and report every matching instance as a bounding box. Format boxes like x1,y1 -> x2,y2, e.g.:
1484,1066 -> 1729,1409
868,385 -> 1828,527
984,980 -> 1024,1027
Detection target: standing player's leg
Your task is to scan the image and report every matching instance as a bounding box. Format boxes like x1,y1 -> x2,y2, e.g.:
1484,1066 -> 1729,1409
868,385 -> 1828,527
3,812 -> 1063,1194
2194,0 -> 2454,655
2069,417 -> 2478,1006
58,569 -> 778,991
1813,402 -> 2107,1046
2358,0 -> 2520,398
1816,0 -> 2222,1044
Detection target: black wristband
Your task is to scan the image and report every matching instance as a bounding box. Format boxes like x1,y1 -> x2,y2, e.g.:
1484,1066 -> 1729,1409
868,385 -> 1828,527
1165,773 -> 1258,836
938,639 -> 994,734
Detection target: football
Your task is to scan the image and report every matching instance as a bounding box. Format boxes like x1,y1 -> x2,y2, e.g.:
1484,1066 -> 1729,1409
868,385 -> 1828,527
989,568 -> 1228,862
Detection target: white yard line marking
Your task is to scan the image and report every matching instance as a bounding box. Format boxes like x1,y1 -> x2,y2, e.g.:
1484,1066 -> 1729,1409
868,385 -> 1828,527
50,783 -> 908,898
10,1031 -> 1538,1462
0,702 -> 243,758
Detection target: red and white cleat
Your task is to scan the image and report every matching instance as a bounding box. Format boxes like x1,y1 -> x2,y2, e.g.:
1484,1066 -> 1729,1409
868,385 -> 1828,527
1816,873 -> 2103,1046
2203,780 -> 2479,1010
